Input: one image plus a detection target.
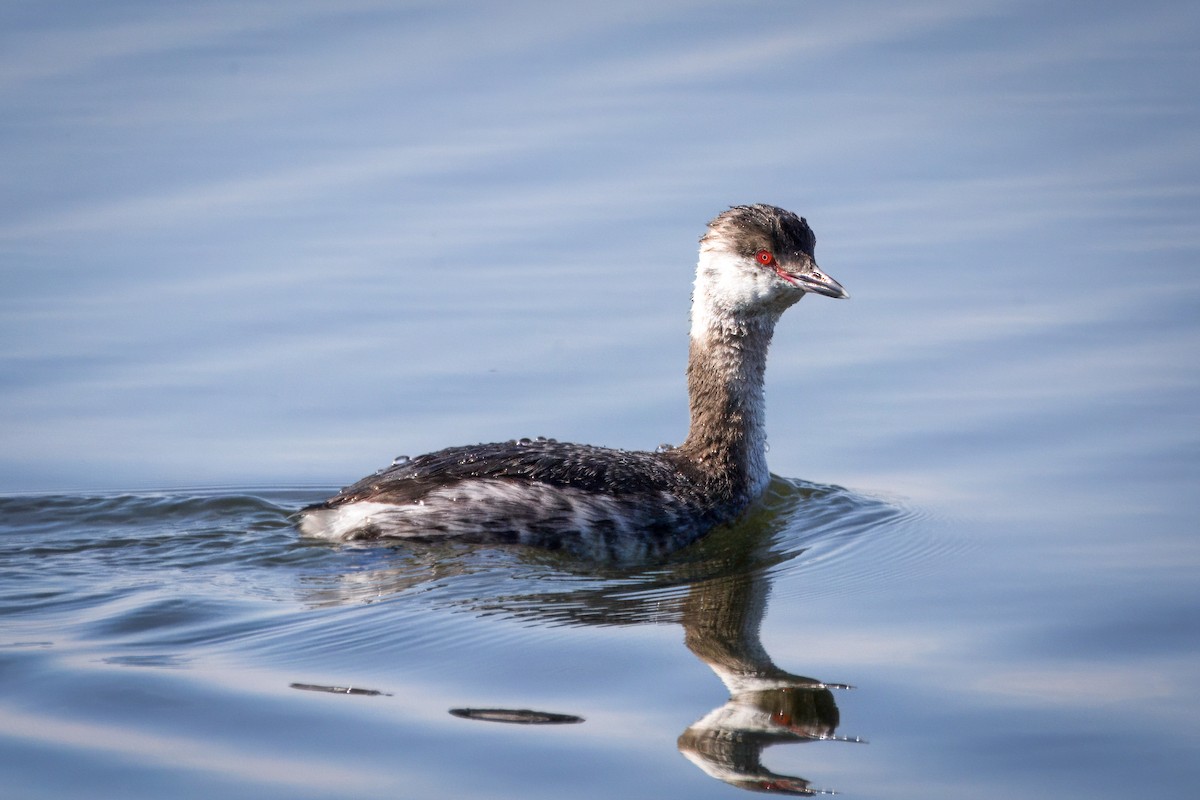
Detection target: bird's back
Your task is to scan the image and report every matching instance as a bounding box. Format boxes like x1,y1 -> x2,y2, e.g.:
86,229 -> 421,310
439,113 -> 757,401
298,438 -> 741,561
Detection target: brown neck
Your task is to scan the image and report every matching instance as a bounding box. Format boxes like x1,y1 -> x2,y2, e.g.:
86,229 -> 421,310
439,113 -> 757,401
678,317 -> 774,497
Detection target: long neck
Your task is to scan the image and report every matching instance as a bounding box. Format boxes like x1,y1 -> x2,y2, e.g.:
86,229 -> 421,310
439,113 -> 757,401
679,312 -> 776,498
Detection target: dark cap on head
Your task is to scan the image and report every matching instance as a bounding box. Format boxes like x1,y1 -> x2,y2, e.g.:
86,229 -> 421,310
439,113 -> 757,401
703,204 -> 816,259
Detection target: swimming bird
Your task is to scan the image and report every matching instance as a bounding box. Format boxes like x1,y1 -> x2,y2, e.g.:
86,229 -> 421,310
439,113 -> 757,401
299,204 -> 848,560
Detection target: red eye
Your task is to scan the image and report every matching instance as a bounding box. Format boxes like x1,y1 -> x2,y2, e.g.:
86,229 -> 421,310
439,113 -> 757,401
755,249 -> 775,266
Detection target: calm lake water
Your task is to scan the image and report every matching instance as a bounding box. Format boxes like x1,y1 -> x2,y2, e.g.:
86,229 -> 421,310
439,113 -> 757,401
2,2 -> 1198,798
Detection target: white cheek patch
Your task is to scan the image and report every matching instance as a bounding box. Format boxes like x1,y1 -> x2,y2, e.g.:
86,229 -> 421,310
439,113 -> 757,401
689,251 -> 780,339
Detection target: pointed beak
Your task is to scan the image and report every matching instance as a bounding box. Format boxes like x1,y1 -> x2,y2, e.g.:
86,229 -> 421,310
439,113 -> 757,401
784,259 -> 849,299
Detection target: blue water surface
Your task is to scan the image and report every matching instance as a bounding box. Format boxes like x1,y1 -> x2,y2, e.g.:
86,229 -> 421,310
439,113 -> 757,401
1,2 -> 1198,798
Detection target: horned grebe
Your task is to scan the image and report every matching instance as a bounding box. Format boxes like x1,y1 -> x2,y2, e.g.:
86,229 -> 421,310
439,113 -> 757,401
299,204 -> 847,559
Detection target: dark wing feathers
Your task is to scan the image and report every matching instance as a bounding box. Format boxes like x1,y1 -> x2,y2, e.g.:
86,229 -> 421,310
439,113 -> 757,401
314,440 -> 691,509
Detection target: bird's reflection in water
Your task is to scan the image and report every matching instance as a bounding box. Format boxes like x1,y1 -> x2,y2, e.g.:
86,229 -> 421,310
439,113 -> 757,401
297,477 -> 895,795
676,563 -> 860,796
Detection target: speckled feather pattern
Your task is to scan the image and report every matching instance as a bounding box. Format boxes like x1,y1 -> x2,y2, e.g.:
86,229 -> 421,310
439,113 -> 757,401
299,439 -> 746,560
299,204 -> 844,559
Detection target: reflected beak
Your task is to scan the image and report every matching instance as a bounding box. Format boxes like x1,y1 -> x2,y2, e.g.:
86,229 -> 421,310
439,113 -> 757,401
781,260 -> 849,299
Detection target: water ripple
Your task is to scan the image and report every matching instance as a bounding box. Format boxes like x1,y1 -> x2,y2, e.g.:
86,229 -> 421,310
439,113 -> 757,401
0,481 -> 948,662
280,476 -> 949,630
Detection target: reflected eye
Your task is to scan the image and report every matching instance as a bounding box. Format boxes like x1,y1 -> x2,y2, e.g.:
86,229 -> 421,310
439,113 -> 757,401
755,249 -> 775,266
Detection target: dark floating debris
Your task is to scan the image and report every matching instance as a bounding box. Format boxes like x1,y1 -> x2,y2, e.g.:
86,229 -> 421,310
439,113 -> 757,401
449,707 -> 584,725
290,682 -> 392,697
